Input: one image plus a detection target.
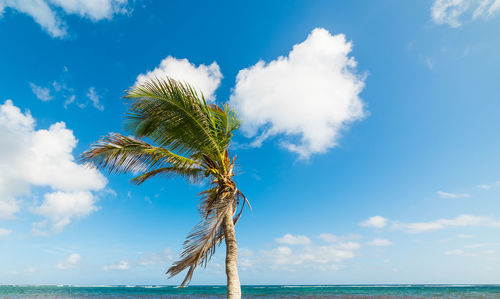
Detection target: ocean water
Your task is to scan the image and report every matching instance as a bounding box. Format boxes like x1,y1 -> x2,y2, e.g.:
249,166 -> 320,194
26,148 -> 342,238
1,285 -> 500,298
2,285 -> 500,299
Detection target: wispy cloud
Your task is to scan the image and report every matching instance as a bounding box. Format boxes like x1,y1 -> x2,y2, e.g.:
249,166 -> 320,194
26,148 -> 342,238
431,0 -> 500,27
367,238 -> 393,247
275,234 -> 311,245
0,228 -> 12,236
0,0 -> 130,38
436,190 -> 470,199
102,260 -> 130,271
29,83 -> 53,101
86,87 -> 104,111
392,214 -> 500,233
444,249 -> 465,256
56,253 -> 81,270
138,248 -> 174,267
478,180 -> 500,190
28,67 -> 103,110
425,57 -> 435,70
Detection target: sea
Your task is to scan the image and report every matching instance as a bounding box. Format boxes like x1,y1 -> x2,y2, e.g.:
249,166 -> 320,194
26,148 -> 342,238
1,285 -> 500,298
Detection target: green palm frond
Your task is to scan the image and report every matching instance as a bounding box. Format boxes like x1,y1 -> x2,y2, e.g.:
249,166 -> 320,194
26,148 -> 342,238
81,133 -> 200,177
131,166 -> 205,185
124,78 -> 225,162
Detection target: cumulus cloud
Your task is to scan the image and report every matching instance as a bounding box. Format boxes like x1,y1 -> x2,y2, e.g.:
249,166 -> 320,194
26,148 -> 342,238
135,56 -> 222,102
436,190 -> 470,199
431,0 -> 500,27
367,238 -> 393,247
102,260 -> 130,271
86,87 -> 104,111
360,216 -> 388,229
0,0 -> 129,38
32,191 -> 99,233
0,100 -> 107,232
229,28 -> 366,158
392,214 -> 500,233
56,253 -> 81,269
30,83 -> 53,101
252,233 -> 362,271
275,234 -> 311,245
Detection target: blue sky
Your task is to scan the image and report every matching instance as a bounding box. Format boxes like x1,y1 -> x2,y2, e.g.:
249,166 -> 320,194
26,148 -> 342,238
1,0 -> 500,285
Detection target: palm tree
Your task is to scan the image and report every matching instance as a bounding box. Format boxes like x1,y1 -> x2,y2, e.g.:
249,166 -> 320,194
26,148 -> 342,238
82,77 -> 248,299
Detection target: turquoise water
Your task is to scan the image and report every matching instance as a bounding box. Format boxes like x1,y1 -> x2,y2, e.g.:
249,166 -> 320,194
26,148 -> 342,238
1,285 -> 500,298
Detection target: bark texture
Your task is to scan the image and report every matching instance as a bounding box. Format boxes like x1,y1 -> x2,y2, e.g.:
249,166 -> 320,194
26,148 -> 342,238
223,207 -> 241,299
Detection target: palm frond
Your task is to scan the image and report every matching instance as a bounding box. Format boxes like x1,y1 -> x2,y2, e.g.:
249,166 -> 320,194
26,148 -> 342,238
131,166 -> 205,185
81,133 -> 200,175
210,104 -> 241,151
166,184 -> 235,286
124,78 -> 224,162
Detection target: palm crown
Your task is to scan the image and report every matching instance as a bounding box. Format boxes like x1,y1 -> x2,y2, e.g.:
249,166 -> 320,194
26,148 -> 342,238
82,77 -> 248,290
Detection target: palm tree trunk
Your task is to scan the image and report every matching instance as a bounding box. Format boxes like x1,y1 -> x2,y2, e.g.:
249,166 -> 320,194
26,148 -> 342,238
223,207 -> 241,299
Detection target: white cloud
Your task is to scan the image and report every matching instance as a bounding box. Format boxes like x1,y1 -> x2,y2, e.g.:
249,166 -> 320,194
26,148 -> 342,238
63,95 -> 76,109
102,260 -> 130,271
319,233 -> 339,243
275,233 -> 311,245
392,214 -> 500,233
0,0 -> 129,38
138,248 -> 174,267
135,56 -> 222,102
478,180 -> 500,189
229,28 -> 366,158
56,253 -> 81,269
0,100 -> 107,231
29,68 -> 98,110
259,242 -> 360,270
252,233 -> 361,271
431,0 -> 500,27
444,249 -> 465,255
48,0 -> 128,20
30,83 -> 53,101
360,216 -> 388,229
319,233 -> 362,243
86,87 -> 104,111
0,199 -> 20,219
436,190 -> 470,199
0,228 -> 12,236
338,241 -> 362,250
425,57 -> 435,70
32,191 -> 98,233
464,243 -> 489,248
367,238 -> 393,247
